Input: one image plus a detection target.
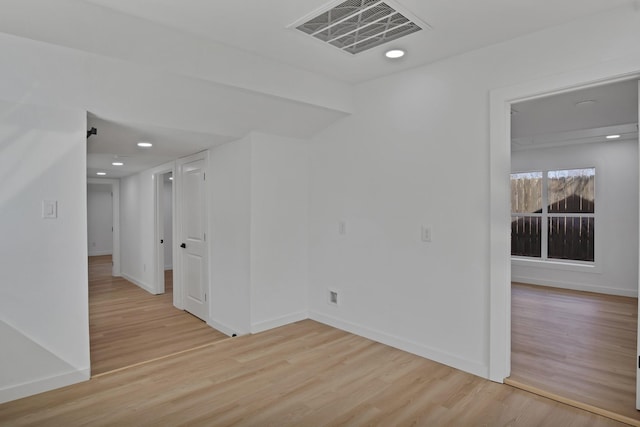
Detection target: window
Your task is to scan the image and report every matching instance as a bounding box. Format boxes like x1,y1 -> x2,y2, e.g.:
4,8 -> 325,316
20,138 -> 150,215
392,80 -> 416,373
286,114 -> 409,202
511,168 -> 595,263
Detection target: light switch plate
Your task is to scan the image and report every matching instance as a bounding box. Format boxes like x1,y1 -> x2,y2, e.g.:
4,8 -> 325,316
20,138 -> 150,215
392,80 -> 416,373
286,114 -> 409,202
339,220 -> 347,235
42,200 -> 57,219
421,225 -> 432,242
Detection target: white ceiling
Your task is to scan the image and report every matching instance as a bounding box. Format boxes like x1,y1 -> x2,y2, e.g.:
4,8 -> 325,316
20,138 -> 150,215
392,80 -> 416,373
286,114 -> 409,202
3,1 -> 634,177
86,115 -> 236,178
83,0 -> 632,84
512,79 -> 639,151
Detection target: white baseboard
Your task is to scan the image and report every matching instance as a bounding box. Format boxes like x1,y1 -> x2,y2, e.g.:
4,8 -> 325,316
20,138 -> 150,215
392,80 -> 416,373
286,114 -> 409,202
121,273 -> 157,295
0,369 -> 89,404
512,275 -> 638,297
0,319 -> 90,404
88,250 -> 112,257
207,318 -> 247,337
251,311 -> 308,334
309,311 -> 489,379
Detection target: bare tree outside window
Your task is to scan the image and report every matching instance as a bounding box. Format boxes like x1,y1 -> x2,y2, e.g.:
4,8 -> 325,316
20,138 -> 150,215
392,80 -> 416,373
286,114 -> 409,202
511,168 -> 595,262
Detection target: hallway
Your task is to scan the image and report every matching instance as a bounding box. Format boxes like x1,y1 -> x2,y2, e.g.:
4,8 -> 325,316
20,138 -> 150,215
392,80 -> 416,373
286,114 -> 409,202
509,282 -> 639,424
89,256 -> 227,375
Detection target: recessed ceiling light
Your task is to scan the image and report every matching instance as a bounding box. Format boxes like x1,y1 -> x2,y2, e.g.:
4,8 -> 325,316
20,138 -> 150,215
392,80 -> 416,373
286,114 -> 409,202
137,142 -> 153,148
112,161 -> 124,166
385,49 -> 405,59
606,134 -> 621,139
96,172 -> 107,176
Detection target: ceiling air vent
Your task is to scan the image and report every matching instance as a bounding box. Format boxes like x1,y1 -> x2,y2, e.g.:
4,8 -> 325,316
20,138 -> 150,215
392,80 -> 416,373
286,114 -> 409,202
292,0 -> 428,55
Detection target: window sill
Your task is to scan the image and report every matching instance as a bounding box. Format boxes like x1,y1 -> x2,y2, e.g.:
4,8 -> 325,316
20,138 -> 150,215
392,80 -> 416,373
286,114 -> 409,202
511,257 -> 601,274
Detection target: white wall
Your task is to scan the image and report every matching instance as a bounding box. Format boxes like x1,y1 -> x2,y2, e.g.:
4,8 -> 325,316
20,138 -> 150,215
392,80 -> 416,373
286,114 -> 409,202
0,3 -> 342,404
0,30 -> 347,144
209,136 -> 252,335
511,140 -> 638,296
2,2 -> 640,404
120,162 -> 174,293
118,132 -> 310,337
208,133 -> 309,335
163,179 -> 173,269
120,173 -> 145,288
87,184 -> 113,256
250,133 -> 309,332
0,100 -> 89,402
308,5 -> 640,378
0,0 -> 353,114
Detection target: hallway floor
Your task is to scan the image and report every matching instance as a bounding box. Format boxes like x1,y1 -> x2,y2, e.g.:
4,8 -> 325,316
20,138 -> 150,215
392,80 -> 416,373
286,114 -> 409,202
509,282 -> 639,424
89,256 -> 227,375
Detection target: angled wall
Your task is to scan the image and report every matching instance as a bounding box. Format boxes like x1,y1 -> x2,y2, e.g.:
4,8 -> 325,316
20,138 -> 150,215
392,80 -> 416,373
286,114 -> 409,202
0,101 -> 89,402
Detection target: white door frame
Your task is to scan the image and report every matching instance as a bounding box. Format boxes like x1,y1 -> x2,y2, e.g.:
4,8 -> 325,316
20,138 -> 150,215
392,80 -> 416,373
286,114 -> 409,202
87,178 -> 121,277
174,150 -> 210,313
488,59 -> 640,383
153,167 -> 175,295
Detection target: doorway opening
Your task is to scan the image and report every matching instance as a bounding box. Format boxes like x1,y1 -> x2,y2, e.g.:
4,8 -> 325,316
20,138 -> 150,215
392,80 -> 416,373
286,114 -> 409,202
87,165 -> 224,376
87,183 -> 113,257
85,115 -> 223,376
155,170 -> 175,296
507,79 -> 639,420
488,71 -> 640,426
87,178 -> 120,277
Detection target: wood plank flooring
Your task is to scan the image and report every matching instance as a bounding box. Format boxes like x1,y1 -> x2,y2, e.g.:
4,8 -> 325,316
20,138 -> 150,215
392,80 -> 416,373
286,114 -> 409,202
510,282 -> 639,422
89,255 -> 227,375
0,319 -> 628,426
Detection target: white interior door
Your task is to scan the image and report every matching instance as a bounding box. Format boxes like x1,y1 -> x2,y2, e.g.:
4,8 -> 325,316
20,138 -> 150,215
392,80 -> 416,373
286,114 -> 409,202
636,80 -> 640,410
180,157 -> 208,321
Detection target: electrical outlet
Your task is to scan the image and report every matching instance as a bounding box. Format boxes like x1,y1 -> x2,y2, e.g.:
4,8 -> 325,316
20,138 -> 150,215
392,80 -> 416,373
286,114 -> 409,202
328,289 -> 339,305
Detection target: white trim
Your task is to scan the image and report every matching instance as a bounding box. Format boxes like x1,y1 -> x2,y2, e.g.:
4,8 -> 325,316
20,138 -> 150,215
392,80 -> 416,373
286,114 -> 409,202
309,311 -> 488,379
636,79 -> 640,410
87,178 -> 120,277
121,272 -> 157,295
153,167 -> 175,295
207,318 -> 245,337
512,276 -> 637,298
250,311 -> 309,334
489,57 -> 640,383
512,257 -> 601,274
0,369 -> 89,405
88,250 -> 113,257
173,159 -> 184,310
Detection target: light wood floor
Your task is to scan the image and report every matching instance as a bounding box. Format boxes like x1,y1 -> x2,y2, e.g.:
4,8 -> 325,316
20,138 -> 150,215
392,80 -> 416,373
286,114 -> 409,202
510,282 -> 638,422
89,255 -> 227,375
0,319 -> 629,426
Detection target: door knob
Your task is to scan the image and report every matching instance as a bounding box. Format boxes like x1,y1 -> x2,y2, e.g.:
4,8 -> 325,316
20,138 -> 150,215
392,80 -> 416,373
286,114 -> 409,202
180,243 -> 186,248
160,239 -> 164,244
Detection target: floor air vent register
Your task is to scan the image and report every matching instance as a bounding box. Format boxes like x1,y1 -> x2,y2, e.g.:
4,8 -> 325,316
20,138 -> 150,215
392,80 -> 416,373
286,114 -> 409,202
291,0 -> 428,55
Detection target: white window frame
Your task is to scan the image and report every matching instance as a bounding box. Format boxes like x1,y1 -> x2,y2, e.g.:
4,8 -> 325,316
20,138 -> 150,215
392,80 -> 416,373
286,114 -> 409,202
511,167 -> 599,273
